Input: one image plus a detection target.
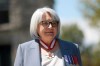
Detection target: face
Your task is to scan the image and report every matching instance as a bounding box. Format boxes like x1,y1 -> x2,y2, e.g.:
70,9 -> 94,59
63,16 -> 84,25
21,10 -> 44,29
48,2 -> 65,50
37,12 -> 58,42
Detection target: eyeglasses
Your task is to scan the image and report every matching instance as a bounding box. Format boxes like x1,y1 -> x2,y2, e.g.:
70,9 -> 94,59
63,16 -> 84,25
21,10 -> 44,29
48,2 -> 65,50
40,20 -> 59,27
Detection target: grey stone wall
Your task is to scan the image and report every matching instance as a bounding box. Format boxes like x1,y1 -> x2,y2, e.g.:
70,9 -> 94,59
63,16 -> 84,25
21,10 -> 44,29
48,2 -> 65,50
0,0 -> 54,66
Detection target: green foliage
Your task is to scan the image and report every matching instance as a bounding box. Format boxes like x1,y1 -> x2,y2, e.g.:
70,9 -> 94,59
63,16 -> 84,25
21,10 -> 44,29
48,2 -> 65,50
92,50 -> 100,66
81,45 -> 93,66
81,0 -> 100,66
80,0 -> 100,27
60,24 -> 84,46
81,44 -> 100,66
79,0 -> 100,65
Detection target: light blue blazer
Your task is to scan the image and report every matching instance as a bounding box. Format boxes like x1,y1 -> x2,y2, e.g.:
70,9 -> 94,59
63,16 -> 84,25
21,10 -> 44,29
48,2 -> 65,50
14,39 -> 82,66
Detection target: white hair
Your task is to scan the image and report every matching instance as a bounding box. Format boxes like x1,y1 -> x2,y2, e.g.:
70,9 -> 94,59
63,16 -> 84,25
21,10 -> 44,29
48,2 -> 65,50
30,7 -> 60,39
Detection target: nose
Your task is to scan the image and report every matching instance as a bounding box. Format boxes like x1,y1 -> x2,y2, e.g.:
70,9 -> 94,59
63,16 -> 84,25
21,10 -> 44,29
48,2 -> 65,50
48,23 -> 52,28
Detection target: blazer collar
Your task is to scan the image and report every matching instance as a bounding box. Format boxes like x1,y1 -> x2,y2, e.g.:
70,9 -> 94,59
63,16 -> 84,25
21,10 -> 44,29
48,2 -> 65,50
29,39 -> 40,49
58,39 -> 69,56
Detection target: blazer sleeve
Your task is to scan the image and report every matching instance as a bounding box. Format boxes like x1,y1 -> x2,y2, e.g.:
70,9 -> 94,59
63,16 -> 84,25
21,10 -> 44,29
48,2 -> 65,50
14,44 -> 23,66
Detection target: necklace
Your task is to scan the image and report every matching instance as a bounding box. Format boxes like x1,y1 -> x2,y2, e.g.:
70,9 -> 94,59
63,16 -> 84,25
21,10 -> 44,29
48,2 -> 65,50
46,52 -> 55,59
39,39 -> 56,50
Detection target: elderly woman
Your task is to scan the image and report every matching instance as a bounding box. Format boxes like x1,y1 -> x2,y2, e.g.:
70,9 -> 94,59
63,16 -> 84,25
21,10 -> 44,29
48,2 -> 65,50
14,7 -> 82,66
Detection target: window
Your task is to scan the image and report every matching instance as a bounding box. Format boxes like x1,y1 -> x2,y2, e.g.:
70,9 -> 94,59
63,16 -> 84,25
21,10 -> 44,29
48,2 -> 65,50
0,45 -> 11,66
0,10 -> 9,23
0,0 -> 9,24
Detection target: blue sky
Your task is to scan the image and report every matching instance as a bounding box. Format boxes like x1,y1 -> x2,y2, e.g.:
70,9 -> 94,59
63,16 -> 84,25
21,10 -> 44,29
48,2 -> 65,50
54,0 -> 83,21
54,0 -> 100,46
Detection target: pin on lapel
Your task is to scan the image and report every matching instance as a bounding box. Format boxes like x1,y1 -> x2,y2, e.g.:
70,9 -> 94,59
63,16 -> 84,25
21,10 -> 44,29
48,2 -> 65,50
64,55 -> 79,66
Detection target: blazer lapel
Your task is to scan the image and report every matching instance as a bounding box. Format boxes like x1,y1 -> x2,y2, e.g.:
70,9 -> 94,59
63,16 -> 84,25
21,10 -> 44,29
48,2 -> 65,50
58,39 -> 74,66
25,40 -> 41,66
58,39 -> 69,66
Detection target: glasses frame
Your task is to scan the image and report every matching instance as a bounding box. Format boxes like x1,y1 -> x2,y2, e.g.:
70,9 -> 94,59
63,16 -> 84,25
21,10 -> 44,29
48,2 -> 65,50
40,20 -> 59,28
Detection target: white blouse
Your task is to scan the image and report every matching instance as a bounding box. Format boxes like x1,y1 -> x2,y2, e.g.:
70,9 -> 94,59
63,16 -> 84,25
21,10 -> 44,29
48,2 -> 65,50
41,48 -> 65,66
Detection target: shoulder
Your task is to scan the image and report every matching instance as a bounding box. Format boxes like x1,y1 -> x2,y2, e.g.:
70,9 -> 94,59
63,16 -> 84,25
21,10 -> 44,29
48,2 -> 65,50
59,39 -> 78,49
18,40 -> 38,50
59,39 -> 80,55
20,40 -> 35,46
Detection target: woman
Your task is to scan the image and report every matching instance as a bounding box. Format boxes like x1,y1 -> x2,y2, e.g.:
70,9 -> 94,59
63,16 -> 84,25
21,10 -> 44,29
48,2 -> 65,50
14,7 -> 82,66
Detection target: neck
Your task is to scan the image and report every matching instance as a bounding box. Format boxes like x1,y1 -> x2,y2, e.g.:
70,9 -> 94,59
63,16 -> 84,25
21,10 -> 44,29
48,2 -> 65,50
40,39 -> 53,45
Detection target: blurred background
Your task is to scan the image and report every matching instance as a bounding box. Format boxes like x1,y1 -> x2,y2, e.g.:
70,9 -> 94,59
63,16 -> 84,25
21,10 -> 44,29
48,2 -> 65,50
0,0 -> 100,66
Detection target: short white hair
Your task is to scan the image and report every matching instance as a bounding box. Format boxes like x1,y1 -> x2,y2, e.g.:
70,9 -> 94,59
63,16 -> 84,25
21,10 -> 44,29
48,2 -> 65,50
30,7 -> 60,39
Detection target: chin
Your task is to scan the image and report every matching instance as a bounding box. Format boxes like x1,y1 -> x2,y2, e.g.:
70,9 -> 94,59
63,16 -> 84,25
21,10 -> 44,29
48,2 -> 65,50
46,36 -> 55,40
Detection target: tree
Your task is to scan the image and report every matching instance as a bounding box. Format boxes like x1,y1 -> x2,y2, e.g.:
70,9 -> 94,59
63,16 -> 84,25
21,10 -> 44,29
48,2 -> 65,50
80,1 -> 100,64
80,0 -> 100,27
60,23 -> 84,46
81,45 -> 93,66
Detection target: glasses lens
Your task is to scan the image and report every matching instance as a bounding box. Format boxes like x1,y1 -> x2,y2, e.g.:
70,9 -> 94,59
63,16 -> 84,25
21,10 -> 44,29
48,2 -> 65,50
51,22 -> 58,27
42,21 -> 49,27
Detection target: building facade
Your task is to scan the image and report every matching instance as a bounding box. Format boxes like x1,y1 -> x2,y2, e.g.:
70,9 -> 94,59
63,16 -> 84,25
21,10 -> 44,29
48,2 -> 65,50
0,0 -> 54,66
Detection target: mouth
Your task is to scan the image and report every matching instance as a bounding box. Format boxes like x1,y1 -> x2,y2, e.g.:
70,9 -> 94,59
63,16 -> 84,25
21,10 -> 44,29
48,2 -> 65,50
45,32 -> 54,35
